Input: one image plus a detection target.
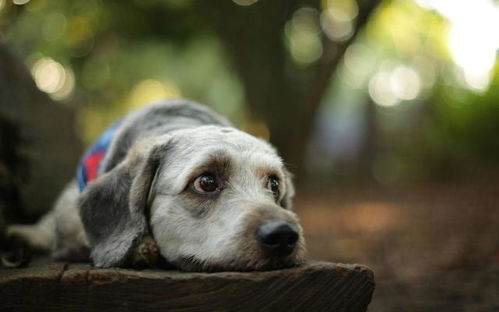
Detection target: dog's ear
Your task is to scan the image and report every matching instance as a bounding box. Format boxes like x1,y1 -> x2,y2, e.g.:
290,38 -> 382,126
281,168 -> 295,210
79,139 -> 168,268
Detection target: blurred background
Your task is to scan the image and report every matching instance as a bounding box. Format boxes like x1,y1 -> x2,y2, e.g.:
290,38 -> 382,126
0,0 -> 498,310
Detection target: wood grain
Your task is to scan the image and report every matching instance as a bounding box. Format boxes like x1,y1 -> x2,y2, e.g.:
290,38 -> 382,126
0,259 -> 374,312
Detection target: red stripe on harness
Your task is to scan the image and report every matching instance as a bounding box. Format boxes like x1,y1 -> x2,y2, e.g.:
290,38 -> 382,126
83,151 -> 105,182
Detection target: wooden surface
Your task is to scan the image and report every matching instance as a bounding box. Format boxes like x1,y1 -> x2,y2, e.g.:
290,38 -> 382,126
0,259 -> 375,312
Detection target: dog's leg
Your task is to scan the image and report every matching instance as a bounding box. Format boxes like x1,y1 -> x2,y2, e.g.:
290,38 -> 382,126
3,181 -> 89,266
3,210 -> 56,267
6,211 -> 56,251
51,181 -> 89,261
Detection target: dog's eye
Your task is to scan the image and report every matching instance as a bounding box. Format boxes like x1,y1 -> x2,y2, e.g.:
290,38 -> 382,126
192,173 -> 220,194
267,176 -> 280,201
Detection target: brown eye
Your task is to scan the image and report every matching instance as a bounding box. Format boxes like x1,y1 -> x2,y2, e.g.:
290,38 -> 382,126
267,176 -> 280,201
192,173 -> 220,194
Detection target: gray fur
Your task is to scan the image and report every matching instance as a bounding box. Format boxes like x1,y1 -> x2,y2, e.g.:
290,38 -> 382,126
101,99 -> 231,173
7,99 -> 305,271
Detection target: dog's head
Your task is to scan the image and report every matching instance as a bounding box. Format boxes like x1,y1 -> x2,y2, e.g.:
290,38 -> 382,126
79,125 -> 305,271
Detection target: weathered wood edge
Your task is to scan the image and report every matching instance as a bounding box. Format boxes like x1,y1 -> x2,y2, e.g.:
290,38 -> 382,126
0,259 -> 373,283
0,260 -> 375,312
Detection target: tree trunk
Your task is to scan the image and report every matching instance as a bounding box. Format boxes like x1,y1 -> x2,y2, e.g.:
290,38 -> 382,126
199,0 -> 380,181
0,43 -> 81,221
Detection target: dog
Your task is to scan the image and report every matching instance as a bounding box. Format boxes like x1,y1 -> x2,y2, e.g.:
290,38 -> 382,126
5,99 -> 306,271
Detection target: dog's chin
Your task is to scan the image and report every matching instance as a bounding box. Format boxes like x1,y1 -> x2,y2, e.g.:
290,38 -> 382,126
172,255 -> 305,273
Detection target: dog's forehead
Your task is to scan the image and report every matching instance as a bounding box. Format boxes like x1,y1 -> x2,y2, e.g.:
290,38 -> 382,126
159,126 -> 284,184
173,125 -> 277,156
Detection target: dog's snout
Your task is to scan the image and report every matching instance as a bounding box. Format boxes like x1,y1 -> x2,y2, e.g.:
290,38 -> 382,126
256,221 -> 298,257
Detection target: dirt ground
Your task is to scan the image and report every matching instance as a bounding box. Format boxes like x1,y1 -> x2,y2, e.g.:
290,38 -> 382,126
294,181 -> 499,311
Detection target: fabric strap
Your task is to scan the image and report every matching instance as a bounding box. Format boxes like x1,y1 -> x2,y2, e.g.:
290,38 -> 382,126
76,120 -> 122,192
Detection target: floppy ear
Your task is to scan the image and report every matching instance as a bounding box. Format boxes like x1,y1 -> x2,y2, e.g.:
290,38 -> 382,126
79,139 -> 168,268
281,168 -> 296,210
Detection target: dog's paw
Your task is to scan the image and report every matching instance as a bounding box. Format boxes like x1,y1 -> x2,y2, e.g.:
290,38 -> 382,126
0,230 -> 32,268
130,235 -> 160,268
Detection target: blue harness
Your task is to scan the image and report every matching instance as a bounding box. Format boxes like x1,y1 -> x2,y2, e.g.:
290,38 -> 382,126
76,121 -> 122,192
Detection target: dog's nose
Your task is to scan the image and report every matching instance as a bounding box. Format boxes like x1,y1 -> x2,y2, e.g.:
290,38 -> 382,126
256,221 -> 299,257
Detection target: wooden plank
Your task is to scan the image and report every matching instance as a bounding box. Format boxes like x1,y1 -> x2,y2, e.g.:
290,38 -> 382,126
0,259 -> 374,312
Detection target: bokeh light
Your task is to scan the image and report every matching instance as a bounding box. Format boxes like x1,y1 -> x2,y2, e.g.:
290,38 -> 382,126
232,0 -> 259,6
389,65 -> 421,101
31,57 -> 74,100
368,63 -> 422,107
320,0 -> 358,42
369,70 -> 399,107
342,43 -> 371,89
285,8 -> 322,65
52,67 -> 75,101
415,0 -> 499,92
12,0 -> 29,5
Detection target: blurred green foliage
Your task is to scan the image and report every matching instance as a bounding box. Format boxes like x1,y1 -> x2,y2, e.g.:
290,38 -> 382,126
312,0 -> 499,182
1,0 -> 498,183
1,0 -> 244,143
